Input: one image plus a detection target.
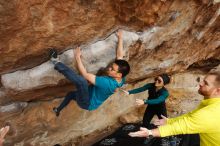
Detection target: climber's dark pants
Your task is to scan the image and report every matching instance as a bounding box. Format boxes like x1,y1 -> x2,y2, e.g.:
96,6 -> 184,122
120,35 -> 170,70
54,62 -> 90,111
143,104 -> 167,128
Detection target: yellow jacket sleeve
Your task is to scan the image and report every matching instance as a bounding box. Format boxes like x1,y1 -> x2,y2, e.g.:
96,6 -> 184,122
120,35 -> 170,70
167,103 -> 204,124
159,105 -> 219,137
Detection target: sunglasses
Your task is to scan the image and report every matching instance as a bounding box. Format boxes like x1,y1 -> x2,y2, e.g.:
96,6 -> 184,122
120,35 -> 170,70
154,77 -> 163,83
108,64 -> 119,73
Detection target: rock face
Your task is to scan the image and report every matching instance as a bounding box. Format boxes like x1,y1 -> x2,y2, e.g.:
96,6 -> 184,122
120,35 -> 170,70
0,0 -> 219,146
1,31 -> 138,92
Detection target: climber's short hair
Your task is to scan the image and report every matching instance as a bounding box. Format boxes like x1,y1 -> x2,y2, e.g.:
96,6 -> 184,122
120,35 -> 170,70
114,59 -> 130,77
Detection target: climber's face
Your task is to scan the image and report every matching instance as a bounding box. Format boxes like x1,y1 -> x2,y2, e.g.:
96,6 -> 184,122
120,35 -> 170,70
107,63 -> 121,78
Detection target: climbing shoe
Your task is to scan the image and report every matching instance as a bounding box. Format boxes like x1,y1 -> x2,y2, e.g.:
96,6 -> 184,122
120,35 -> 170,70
53,107 -> 60,117
49,48 -> 60,64
49,48 -> 58,59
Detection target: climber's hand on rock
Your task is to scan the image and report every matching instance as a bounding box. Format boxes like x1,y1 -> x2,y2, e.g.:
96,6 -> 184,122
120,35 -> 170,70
75,47 -> 81,59
116,30 -> 123,39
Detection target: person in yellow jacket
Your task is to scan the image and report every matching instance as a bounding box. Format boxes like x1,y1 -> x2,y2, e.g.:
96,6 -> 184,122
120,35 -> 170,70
129,72 -> 220,146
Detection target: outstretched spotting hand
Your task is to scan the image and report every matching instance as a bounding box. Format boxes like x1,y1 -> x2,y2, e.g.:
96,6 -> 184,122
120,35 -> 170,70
0,126 -> 10,146
153,115 -> 168,126
129,127 -> 149,137
136,99 -> 145,106
119,89 -> 129,95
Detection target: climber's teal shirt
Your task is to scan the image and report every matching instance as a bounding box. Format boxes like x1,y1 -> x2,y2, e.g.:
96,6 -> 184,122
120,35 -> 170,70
88,76 -> 125,110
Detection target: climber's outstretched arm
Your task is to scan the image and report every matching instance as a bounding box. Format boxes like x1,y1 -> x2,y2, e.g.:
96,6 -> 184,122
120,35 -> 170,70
75,47 -> 96,85
116,30 -> 124,60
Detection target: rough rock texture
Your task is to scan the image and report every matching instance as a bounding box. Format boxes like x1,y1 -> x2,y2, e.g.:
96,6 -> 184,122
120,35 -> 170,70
1,0 -> 219,75
1,31 -> 138,92
0,0 -> 172,74
0,0 -> 219,146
